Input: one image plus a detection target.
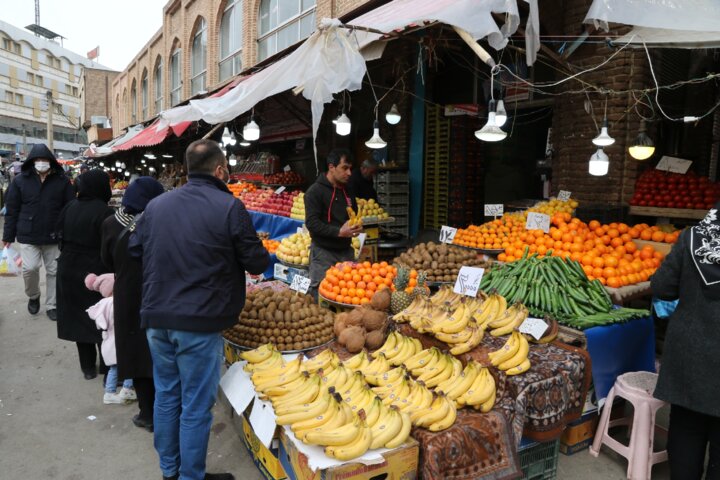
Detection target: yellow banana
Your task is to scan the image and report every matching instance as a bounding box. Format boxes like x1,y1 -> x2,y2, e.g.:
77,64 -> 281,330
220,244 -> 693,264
432,302 -> 470,334
361,352 -> 391,377
370,406 -> 403,449
424,356 -> 460,388
244,351 -> 282,373
254,368 -> 303,392
240,343 -> 275,363
411,393 -> 450,427
479,388 -> 496,412
498,333 -> 529,371
490,306 -> 528,337
505,358 -> 531,376
277,391 -> 333,425
325,416 -> 372,461
251,355 -> 302,383
384,411 -> 412,448
403,348 -> 435,371
435,356 -> 465,392
322,364 -> 348,389
267,373 -> 318,400
434,327 -> 473,344
443,362 -> 480,400
291,401 -> 341,434
388,338 -> 417,366
343,349 -> 368,370
305,415 -> 362,447
384,335 -> 411,364
365,365 -> 406,386
428,397 -> 457,431
274,386 -> 327,415
364,396 -> 382,427
460,368 -> 494,407
490,332 -> 521,366
372,331 -> 399,358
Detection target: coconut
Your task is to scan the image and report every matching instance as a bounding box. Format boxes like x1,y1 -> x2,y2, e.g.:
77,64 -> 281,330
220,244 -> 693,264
345,307 -> 365,327
362,309 -> 387,332
370,288 -> 391,311
365,330 -> 385,350
340,326 -> 366,352
334,316 -> 347,337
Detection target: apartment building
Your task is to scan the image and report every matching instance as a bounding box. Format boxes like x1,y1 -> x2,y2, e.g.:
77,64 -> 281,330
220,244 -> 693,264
0,20 -> 116,158
111,0 -> 370,135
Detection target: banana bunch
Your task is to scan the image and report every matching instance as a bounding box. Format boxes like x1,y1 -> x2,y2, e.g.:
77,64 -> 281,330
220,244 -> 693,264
392,296 -> 432,323
430,284 -> 465,307
489,331 -> 531,375
343,349 -> 371,371
346,206 -> 362,227
472,293 -> 508,329
455,366 -> 496,411
301,348 -> 341,374
487,303 -> 528,337
371,331 -> 422,366
240,343 -> 278,364
409,392 -> 457,431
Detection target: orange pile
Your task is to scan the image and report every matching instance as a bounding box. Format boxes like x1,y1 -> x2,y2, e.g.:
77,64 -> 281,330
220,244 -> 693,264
453,217 -> 526,250
262,239 -> 280,253
319,261 -> 397,305
228,182 -> 257,197
634,224 -> 680,244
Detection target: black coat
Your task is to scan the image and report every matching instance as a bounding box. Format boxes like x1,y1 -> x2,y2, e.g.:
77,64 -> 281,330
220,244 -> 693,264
101,215 -> 152,379
56,198 -> 114,343
651,229 -> 720,418
2,152 -> 74,245
304,174 -> 357,251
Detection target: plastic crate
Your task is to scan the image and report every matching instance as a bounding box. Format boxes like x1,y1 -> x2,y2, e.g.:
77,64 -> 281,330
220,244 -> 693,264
519,439 -> 560,480
385,205 -> 409,215
376,171 -> 409,183
375,182 -> 409,194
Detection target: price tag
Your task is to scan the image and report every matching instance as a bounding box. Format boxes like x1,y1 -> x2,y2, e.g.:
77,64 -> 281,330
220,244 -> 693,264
283,165 -> 291,172
453,266 -> 485,297
519,317 -> 549,340
439,225 -> 458,244
273,263 -> 288,281
357,232 -> 367,251
484,204 -> 504,217
290,274 -> 311,294
557,190 -> 572,201
246,273 -> 264,285
656,155 -> 693,174
248,397 -> 277,449
274,186 -> 286,195
297,227 -> 304,235
525,212 -> 551,233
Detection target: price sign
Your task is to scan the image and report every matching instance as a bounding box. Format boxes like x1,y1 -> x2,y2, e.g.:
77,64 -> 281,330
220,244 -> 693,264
519,317 -> 549,340
484,204 -> 504,217
283,165 -> 291,172
525,212 -> 551,233
557,190 -> 572,201
246,273 -> 264,285
273,263 -> 288,281
274,186 -> 286,195
357,233 -> 367,251
656,155 -> 693,174
290,274 -> 311,294
439,226 -> 458,244
453,266 -> 485,297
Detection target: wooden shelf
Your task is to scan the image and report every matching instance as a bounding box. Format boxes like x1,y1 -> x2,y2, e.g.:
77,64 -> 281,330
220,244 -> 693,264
629,206 -> 707,220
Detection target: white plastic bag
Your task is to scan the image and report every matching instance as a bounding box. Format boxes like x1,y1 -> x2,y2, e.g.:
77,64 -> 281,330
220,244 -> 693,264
0,246 -> 22,277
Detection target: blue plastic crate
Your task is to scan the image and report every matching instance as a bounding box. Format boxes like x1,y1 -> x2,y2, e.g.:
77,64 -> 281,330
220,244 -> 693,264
519,438 -> 560,480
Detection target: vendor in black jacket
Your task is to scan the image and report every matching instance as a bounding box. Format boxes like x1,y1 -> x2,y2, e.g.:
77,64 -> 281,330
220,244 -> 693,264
304,149 -> 362,298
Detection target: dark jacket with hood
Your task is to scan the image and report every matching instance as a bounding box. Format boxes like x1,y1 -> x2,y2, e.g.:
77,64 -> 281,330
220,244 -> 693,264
56,170 -> 114,343
2,144 -> 75,245
304,174 -> 357,251
128,174 -> 270,333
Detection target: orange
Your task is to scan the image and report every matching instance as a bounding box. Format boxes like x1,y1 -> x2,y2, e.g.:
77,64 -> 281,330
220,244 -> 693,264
603,267 -> 617,278
640,229 -> 653,241
607,228 -> 620,239
607,277 -> 621,288
625,241 -> 638,254
592,267 -> 604,278
664,233 -> 676,244
605,256 -> 619,267
651,231 -> 665,242
588,220 -> 601,230
592,257 -> 605,268
628,228 -> 640,239
611,237 -> 624,248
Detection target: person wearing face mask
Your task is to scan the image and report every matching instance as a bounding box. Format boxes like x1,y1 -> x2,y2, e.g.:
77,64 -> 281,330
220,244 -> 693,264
128,140 -> 268,480
2,144 -> 75,320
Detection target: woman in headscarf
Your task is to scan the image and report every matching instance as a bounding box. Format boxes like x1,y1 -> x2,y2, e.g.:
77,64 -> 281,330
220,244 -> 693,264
651,202 -> 720,479
101,177 -> 164,432
56,170 -> 114,380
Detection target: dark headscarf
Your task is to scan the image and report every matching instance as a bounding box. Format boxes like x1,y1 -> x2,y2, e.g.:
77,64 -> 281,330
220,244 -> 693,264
122,177 -> 164,215
76,170 -> 111,203
690,201 -> 720,286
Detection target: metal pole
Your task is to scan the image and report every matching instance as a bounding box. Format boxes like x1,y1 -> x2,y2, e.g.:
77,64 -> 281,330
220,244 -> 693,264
46,90 -> 54,150
21,123 -> 27,156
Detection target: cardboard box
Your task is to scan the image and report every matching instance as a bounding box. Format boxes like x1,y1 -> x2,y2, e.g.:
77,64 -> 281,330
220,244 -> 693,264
228,402 -> 288,480
560,412 -> 599,456
278,428 -> 419,480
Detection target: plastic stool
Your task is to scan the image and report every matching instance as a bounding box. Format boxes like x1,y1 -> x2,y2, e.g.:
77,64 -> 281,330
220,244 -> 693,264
589,371 -> 668,479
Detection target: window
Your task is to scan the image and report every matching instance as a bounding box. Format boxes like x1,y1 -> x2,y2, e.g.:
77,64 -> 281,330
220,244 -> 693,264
65,84 -> 72,95
4,91 -> 13,103
15,93 -> 24,105
258,0 -> 315,61
154,58 -> 163,113
170,48 -> 181,106
141,70 -> 148,120
27,72 -> 35,84
35,74 -> 44,87
190,18 -> 207,95
2,38 -> 11,51
72,86 -> 78,96
220,0 -> 243,81
131,82 -> 137,124
13,43 -> 21,55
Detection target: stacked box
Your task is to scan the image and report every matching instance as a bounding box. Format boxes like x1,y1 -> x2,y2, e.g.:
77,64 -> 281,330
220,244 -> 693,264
423,105 -> 450,229
375,170 -> 410,237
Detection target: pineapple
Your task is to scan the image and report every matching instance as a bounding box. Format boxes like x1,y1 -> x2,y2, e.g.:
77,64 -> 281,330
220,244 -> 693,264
391,267 -> 412,314
412,271 -> 430,299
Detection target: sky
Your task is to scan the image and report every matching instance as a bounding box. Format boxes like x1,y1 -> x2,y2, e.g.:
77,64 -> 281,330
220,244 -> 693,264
0,0 -> 169,71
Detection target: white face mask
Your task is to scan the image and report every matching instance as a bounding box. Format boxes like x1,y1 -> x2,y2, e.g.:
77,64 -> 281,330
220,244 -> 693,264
35,161 -> 50,173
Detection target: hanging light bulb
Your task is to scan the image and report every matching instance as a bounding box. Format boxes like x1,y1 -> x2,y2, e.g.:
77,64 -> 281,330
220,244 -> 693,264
141,159 -> 146,164
495,99 -> 507,126
228,155 -> 237,167
115,161 -> 121,167
333,113 -> 352,136
385,104 -> 401,125
243,115 -> 260,141
592,118 -> 615,146
221,126 -> 236,146
365,119 -> 386,149
99,162 -> 104,167
162,163 -> 167,168
628,122 -> 655,160
120,162 -> 126,169
239,140 -> 251,147
588,148 -> 609,176
124,171 -> 130,177
475,100 -> 507,142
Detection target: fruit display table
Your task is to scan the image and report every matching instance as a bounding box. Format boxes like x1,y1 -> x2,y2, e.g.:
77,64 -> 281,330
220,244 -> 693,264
605,281 -> 652,306
629,205 -> 707,221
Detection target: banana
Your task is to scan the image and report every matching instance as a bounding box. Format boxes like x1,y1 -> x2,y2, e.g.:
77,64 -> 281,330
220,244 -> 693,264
384,411 -> 412,449
294,402 -> 346,441
302,349 -> 338,373
291,400 -> 341,434
244,351 -> 282,373
431,302 -> 468,334
274,386 -> 327,415
471,295 -> 495,326
240,343 -> 275,363
443,362 -> 480,400
488,304 -> 519,329
305,415 -> 362,446
435,356 -> 465,392
459,368 -> 494,407
411,393 -> 451,428
489,332 -> 521,366
370,406 -> 403,449
505,358 -> 531,376
339,372 -> 367,400
277,391 -> 334,425
490,305 -> 528,337
254,368 -> 303,393
343,349 -> 369,370
384,335 -> 410,363
381,377 -> 411,406
411,349 -> 442,377
388,337 -> 417,366
424,356 -> 460,389
403,348 -> 434,371
365,365 -> 406,387
361,352 -> 391,377
267,372 -> 317,399
498,333 -> 529,371
428,397 -> 457,431
364,396 -> 383,427
372,331 -> 399,358
251,355 -> 302,383
324,416 -> 372,461
479,388 -> 496,412
449,322 -> 484,355
322,364 -> 348,389
434,327 -> 473,344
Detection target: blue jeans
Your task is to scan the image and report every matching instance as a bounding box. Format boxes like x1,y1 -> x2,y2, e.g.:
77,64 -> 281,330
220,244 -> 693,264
105,365 -> 133,394
146,328 -> 222,480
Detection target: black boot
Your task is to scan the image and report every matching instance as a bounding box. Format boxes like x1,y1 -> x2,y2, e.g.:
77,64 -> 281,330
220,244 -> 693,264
28,297 -> 40,315
162,475 -> 178,480
132,414 -> 153,432
205,474 -> 235,480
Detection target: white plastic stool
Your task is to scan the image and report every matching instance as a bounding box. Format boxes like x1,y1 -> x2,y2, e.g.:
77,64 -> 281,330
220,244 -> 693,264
589,371 -> 668,479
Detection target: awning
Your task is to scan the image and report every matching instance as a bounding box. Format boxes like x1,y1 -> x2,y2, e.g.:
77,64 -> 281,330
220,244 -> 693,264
614,27 -> 720,49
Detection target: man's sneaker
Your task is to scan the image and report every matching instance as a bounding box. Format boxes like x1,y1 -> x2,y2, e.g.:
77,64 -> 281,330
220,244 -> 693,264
103,392 -> 128,405
119,387 -> 137,401
204,474 -> 235,480
46,309 -> 57,321
28,298 -> 40,315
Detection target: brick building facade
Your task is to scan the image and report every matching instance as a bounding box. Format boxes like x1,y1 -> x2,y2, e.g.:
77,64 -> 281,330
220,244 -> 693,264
80,67 -> 119,128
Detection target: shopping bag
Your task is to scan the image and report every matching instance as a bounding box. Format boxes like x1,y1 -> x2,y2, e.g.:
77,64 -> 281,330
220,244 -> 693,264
0,246 -> 22,277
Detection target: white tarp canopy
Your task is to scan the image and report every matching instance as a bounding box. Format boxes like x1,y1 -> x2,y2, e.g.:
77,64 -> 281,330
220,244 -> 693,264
585,0 -> 720,48
156,0 -> 541,164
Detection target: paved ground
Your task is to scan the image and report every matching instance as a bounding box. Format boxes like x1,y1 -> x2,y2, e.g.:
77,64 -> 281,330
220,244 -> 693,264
0,235 -> 671,479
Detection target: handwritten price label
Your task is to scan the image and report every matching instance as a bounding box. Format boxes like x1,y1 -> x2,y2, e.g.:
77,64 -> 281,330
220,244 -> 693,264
439,226 -> 458,244
274,186 -> 286,195
453,266 -> 485,297
283,165 -> 291,172
273,263 -> 288,281
525,212 -> 551,233
357,232 -> 367,251
519,317 -> 549,340
656,155 -> 692,174
484,204 -> 504,217
290,274 -> 311,294
557,190 -> 572,201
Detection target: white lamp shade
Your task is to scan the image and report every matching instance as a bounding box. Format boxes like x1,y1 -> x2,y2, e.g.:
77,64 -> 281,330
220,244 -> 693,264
115,161 -> 121,167
239,140 -> 251,147
243,119 -> 260,141
222,127 -> 236,146
229,156 -> 237,167
592,126 -> 615,146
495,100 -> 507,126
628,131 -> 655,160
124,171 -> 130,177
334,113 -> 352,136
588,148 -> 609,176
385,104 -> 401,125
365,120 -> 386,149
475,112 -> 507,142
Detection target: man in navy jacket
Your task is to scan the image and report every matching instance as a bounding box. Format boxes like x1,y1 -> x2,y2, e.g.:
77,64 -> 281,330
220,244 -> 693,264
129,139 -> 269,480
2,144 -> 75,319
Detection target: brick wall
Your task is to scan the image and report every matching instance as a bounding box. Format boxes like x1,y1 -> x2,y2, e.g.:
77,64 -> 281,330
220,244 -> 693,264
81,68 -> 119,127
